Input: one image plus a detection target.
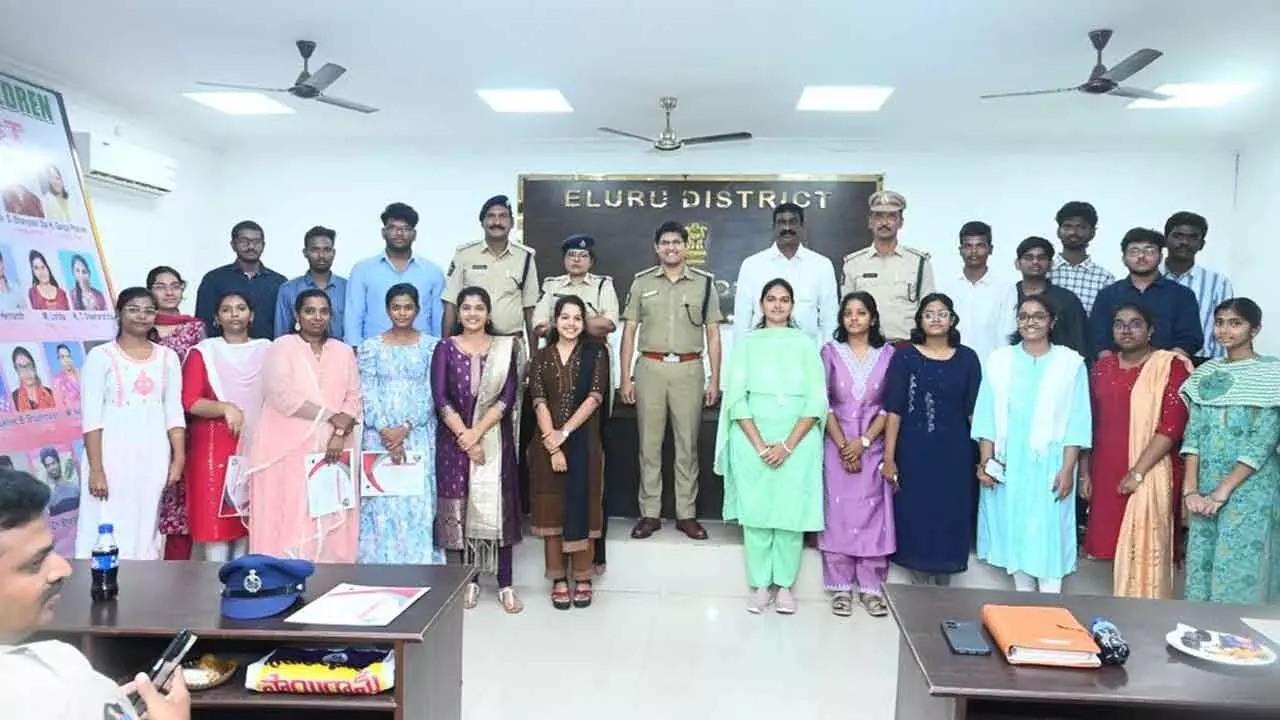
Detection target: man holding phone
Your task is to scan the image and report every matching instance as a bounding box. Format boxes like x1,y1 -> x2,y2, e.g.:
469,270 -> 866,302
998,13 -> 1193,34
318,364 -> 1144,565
0,469 -> 190,719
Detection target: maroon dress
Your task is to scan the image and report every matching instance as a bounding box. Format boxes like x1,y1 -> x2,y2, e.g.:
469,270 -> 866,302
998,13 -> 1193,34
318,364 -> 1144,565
155,317 -> 206,557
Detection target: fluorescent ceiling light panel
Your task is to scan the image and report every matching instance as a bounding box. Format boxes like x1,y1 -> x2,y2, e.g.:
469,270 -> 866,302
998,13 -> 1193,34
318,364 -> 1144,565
796,85 -> 894,112
1128,82 -> 1261,109
476,89 -> 573,113
183,91 -> 295,115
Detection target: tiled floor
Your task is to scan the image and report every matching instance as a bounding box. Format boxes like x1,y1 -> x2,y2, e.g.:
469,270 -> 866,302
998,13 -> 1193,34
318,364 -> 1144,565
461,589 -> 901,720
458,520 -> 1120,720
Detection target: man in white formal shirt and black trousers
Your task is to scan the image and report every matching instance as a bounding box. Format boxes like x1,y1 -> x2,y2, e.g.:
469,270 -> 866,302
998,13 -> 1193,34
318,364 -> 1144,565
732,202 -> 840,345
0,469 -> 189,719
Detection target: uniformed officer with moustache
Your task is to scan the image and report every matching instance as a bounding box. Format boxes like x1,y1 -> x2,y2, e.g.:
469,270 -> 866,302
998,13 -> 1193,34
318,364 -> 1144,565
533,233 -> 620,572
0,468 -> 190,720
840,190 -> 936,342
619,221 -> 723,541
532,234 -> 620,343
443,195 -> 540,431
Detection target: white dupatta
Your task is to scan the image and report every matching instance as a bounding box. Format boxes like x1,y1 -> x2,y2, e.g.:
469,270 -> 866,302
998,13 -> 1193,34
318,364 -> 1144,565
986,344 -> 1082,461
194,337 -> 271,455
464,335 -> 514,542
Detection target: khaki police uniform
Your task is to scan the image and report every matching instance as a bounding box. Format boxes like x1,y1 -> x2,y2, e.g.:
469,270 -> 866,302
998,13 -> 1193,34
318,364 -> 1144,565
533,273 -> 620,332
840,189 -> 935,341
840,245 -> 935,341
622,265 -> 723,519
444,239 -> 540,336
2,640 -> 141,718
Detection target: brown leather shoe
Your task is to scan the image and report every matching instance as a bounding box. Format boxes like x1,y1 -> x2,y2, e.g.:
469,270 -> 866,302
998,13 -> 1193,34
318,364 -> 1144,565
630,517 -> 661,539
676,519 -> 709,541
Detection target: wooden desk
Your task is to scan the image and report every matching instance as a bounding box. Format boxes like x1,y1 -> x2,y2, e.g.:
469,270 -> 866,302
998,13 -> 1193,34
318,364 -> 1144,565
886,583 -> 1280,720
45,561 -> 472,720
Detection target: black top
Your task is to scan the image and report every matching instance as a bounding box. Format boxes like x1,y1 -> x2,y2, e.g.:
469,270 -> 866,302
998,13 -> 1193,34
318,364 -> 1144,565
1015,282 -> 1090,359
195,263 -> 287,339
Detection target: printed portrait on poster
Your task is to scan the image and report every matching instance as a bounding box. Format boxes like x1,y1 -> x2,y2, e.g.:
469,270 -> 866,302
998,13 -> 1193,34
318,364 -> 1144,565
29,442 -> 80,557
1,342 -> 58,413
24,247 -> 70,311
59,250 -> 108,311
0,242 -> 24,311
43,341 -> 82,414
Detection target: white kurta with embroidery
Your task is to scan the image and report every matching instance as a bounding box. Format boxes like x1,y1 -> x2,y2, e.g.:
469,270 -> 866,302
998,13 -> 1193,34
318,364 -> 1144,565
75,342 -> 185,560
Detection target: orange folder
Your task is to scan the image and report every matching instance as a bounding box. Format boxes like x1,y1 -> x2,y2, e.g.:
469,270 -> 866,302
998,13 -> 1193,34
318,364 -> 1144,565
981,604 -> 1102,668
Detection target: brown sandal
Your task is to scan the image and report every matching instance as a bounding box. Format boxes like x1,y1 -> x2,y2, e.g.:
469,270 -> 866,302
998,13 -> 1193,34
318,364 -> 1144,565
572,579 -> 593,608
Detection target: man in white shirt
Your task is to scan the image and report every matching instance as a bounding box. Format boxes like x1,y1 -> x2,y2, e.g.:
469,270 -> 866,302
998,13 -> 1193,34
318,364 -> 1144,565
732,202 -> 839,345
0,469 -> 189,720
941,221 -> 1009,366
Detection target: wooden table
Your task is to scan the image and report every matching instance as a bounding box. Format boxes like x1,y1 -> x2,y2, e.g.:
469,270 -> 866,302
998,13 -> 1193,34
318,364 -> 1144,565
44,561 -> 472,720
886,583 -> 1280,720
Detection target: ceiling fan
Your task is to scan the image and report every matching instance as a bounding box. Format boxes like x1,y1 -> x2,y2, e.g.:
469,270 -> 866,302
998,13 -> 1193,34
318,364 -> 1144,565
196,39 -> 379,114
599,96 -> 752,151
981,29 -> 1170,102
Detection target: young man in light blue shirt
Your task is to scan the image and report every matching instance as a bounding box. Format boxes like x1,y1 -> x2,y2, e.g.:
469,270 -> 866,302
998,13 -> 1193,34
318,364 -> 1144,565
343,203 -> 445,346
274,225 -> 347,338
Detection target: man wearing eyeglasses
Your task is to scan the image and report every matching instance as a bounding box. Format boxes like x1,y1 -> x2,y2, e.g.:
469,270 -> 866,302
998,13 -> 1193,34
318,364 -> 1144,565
344,202 -> 446,346
1089,228 -> 1203,361
996,236 -> 1090,358
194,220 -> 286,339
619,221 -> 723,541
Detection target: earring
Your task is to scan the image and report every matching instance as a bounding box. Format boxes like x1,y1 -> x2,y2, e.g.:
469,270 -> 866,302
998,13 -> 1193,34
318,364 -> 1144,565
294,322 -> 300,332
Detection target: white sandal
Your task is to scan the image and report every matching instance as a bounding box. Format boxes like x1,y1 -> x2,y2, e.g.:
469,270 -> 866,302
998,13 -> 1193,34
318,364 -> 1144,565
498,586 -> 524,614
463,582 -> 480,610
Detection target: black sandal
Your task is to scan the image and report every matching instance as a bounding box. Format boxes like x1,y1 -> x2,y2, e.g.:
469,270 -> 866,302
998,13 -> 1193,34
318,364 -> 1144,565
572,579 -> 593,608
551,579 -> 571,611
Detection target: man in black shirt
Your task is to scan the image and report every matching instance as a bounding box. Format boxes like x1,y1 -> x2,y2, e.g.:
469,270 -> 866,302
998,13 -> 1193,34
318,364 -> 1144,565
194,220 -> 286,339
1000,236 -> 1090,357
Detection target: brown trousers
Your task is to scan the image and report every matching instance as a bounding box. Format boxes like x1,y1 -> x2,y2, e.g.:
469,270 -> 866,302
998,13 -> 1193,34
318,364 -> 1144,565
544,536 -> 594,581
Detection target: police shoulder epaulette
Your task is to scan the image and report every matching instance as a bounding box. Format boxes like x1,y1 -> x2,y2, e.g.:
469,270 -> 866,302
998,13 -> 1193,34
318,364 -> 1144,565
903,246 -> 931,260
544,274 -> 567,285
843,247 -> 871,262
512,240 -> 535,255
688,266 -> 714,278
634,265 -> 659,277
456,240 -> 482,251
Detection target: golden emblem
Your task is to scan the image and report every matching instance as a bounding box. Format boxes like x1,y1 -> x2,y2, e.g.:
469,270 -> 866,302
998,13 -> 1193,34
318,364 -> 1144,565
684,221 -> 709,267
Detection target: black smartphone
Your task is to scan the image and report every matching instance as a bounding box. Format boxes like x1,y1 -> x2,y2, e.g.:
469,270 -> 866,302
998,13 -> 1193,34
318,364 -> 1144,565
941,620 -> 993,656
128,628 -> 198,712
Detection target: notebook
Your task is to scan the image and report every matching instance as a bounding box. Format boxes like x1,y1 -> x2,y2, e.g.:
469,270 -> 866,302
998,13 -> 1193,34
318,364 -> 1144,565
981,604 -> 1102,668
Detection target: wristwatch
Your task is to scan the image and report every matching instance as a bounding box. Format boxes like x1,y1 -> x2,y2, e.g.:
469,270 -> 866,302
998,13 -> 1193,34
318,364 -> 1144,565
1127,470 -> 1144,484
334,427 -> 346,438
859,436 -> 871,449
562,428 -> 572,440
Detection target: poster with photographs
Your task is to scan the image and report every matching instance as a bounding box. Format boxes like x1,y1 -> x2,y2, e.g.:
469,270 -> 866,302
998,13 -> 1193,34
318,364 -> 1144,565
0,71 -> 116,556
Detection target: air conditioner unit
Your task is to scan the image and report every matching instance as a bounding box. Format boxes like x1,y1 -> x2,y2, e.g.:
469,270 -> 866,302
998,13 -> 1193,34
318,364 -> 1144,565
71,132 -> 177,196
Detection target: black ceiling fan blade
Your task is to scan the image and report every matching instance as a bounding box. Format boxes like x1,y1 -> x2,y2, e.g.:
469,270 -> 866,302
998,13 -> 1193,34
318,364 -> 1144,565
598,127 -> 655,142
300,63 -> 346,92
1108,85 -> 1171,100
1100,48 -> 1162,83
196,81 -> 288,93
314,94 -> 379,113
682,131 -> 753,146
980,87 -> 1079,100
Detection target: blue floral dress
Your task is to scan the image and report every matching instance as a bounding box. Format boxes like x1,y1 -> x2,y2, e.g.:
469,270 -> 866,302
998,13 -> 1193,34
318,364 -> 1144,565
357,334 -> 446,564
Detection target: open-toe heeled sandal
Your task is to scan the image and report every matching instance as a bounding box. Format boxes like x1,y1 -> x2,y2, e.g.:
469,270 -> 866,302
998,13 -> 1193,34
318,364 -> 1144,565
572,579 -> 593,608
551,579 -> 571,611
463,582 -> 480,610
499,586 -> 524,614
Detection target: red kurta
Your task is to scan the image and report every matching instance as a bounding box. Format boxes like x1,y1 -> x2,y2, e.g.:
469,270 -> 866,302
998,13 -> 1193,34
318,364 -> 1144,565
1085,355 -> 1190,560
181,348 -> 248,543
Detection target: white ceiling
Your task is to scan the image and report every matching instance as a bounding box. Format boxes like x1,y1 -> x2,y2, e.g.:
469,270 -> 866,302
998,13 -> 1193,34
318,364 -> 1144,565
2,0 -> 1278,147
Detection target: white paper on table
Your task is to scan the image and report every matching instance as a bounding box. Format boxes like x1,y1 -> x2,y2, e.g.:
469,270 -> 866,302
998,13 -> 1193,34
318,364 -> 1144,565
304,452 -> 356,519
1243,618 -> 1280,646
360,451 -> 425,497
285,583 -> 431,626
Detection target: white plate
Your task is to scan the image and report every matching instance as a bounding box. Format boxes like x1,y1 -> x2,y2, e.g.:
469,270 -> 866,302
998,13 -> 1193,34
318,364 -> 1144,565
1165,623 -> 1277,667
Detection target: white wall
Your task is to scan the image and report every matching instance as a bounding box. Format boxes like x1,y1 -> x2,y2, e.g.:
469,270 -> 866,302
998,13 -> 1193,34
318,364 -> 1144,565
215,140 -> 1239,291
1235,135 -> 1279,354
65,101 -> 223,312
